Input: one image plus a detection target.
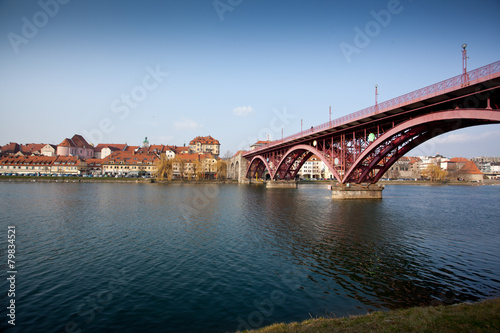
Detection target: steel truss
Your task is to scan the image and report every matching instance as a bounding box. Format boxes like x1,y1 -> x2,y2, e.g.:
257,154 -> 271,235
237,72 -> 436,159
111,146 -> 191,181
245,109 -> 500,184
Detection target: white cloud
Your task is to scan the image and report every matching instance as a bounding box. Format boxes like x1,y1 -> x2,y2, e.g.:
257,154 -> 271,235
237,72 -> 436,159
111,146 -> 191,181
233,106 -> 254,116
174,118 -> 202,130
434,130 -> 500,144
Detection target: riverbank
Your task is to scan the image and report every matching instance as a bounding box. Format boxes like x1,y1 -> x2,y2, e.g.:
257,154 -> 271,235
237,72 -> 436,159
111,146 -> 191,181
243,298 -> 500,333
0,175 -> 239,184
1,176 -> 498,186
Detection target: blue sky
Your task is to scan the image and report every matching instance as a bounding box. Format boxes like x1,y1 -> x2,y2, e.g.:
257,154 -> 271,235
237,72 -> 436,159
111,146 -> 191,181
1,0 -> 499,158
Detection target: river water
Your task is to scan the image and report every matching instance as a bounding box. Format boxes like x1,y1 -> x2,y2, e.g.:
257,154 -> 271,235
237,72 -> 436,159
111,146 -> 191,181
0,182 -> 499,332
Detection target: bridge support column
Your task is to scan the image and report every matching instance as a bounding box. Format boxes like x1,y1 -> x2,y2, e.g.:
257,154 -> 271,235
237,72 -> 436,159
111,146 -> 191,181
330,183 -> 384,199
266,180 -> 298,188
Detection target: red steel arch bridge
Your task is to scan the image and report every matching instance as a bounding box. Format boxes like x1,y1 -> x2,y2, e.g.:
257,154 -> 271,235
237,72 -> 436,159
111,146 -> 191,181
243,60 -> 500,185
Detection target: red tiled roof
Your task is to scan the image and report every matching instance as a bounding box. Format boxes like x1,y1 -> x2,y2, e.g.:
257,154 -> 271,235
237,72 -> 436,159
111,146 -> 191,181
1,142 -> 20,154
199,153 -> 217,160
189,135 -> 220,146
71,135 -> 92,149
232,150 -> 245,157
449,157 -> 468,163
53,156 -> 85,165
58,138 -> 76,147
0,155 -> 57,165
102,151 -> 158,165
58,135 -> 93,149
94,144 -> 127,152
252,140 -> 271,146
175,153 -> 200,162
124,146 -> 140,152
459,161 -> 483,175
85,158 -> 103,166
408,157 -> 421,164
20,143 -> 46,154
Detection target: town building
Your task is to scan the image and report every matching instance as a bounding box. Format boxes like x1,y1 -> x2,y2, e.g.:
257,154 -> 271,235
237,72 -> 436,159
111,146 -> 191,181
297,155 -> 322,179
94,144 -> 127,159
0,155 -> 86,175
0,142 -> 20,156
41,144 -> 57,156
19,143 -> 46,156
85,159 -> 104,176
455,160 -> 484,182
101,151 -> 158,176
249,140 -> 271,150
56,134 -> 95,159
189,136 -> 220,157
386,156 -> 421,179
50,156 -> 87,175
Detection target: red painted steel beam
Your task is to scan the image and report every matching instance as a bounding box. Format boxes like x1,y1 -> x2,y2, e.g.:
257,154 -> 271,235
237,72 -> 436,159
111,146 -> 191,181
343,109 -> 500,184
273,144 -> 343,182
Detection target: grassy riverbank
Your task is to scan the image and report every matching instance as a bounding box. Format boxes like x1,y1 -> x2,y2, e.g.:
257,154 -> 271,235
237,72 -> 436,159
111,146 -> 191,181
242,298 -> 500,333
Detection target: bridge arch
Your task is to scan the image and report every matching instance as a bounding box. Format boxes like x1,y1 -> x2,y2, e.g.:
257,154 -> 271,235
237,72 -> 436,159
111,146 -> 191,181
343,109 -> 500,184
245,155 -> 272,180
273,144 -> 343,182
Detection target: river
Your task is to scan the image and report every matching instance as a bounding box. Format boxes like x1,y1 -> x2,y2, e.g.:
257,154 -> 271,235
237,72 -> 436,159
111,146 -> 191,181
0,182 -> 499,332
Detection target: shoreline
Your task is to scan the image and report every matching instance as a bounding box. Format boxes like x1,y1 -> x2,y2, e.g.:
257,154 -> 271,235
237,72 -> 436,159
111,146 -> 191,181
0,176 -> 498,186
0,176 -> 239,184
243,297 -> 500,333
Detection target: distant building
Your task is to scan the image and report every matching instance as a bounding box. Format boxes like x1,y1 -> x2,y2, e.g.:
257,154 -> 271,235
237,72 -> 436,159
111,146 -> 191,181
94,144 -> 127,159
189,136 -> 220,157
57,134 -> 94,159
0,142 -> 20,156
441,157 -> 468,172
249,140 -> 271,150
41,144 -> 57,157
297,155 -> 322,179
19,143 -> 47,156
456,160 -> 483,182
50,156 -> 87,175
387,156 -> 420,179
85,158 -> 104,176
101,150 -> 158,176
0,155 -> 86,175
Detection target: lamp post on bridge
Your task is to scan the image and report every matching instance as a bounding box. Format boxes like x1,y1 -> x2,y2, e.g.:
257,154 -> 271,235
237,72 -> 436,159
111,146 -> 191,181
329,105 -> 332,123
462,43 -> 469,86
375,84 -> 379,110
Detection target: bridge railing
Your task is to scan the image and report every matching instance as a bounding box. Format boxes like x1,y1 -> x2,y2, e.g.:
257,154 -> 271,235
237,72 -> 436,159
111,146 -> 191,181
246,60 -> 500,155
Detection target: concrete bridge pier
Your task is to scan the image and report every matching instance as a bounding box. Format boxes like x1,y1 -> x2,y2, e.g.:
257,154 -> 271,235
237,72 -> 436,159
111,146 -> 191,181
330,183 -> 384,199
266,180 -> 298,188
